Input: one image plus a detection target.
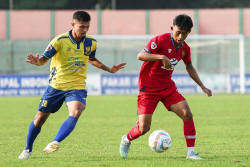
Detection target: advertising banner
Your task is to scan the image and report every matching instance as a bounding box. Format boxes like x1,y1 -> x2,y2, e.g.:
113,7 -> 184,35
1,73 -> 249,96
230,74 -> 250,93
0,75 -> 49,96
101,73 -> 198,95
101,74 -> 139,95
172,74 -> 197,94
0,74 -> 102,96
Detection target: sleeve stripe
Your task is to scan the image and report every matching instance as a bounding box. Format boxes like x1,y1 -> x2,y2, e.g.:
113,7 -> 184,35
42,54 -> 49,59
57,36 -> 69,41
144,47 -> 152,53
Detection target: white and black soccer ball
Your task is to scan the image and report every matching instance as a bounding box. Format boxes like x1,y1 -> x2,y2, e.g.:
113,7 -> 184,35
148,130 -> 172,153
170,58 -> 178,66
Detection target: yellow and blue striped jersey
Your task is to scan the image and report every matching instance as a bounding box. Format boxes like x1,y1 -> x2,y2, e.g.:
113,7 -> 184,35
42,30 -> 97,91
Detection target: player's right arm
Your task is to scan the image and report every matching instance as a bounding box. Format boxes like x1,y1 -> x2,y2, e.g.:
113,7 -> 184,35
137,50 -> 172,69
26,53 -> 49,66
26,35 -> 60,66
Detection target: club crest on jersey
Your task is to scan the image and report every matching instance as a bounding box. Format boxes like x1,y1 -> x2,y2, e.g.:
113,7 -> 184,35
45,44 -> 52,52
151,42 -> 157,49
182,50 -> 186,57
85,46 -> 91,55
168,49 -> 172,53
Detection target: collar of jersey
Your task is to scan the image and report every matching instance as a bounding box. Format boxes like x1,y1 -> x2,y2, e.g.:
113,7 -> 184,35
69,30 -> 86,44
170,33 -> 183,50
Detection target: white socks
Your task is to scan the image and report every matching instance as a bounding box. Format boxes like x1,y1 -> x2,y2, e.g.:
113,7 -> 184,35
124,135 -> 130,143
187,147 -> 194,155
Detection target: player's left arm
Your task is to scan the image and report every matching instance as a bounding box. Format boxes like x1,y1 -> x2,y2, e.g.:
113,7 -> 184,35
186,64 -> 212,97
88,58 -> 126,73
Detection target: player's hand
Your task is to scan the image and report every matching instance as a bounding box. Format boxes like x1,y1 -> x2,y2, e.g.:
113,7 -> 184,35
162,56 -> 172,69
202,87 -> 212,97
110,62 -> 126,73
26,53 -> 39,65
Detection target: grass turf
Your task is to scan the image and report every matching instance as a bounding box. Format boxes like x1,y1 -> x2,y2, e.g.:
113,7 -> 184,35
0,94 -> 249,167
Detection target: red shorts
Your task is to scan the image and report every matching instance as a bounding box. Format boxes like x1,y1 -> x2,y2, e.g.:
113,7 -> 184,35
137,88 -> 185,115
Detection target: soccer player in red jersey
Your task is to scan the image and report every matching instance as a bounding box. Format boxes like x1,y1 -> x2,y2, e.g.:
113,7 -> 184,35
120,14 -> 212,160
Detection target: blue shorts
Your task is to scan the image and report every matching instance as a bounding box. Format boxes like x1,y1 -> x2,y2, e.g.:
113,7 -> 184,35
38,86 -> 87,113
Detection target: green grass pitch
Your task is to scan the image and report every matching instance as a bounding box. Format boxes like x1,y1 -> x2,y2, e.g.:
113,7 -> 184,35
0,94 -> 249,167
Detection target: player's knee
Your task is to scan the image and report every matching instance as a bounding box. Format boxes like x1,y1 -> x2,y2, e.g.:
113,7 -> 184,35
34,116 -> 46,127
182,109 -> 193,120
69,109 -> 82,119
139,124 -> 151,135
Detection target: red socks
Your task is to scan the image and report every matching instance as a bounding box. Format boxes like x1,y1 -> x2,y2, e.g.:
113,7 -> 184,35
126,119 -> 196,146
127,121 -> 142,141
183,119 -> 196,147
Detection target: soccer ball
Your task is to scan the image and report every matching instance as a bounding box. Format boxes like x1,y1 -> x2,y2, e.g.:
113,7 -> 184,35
148,130 -> 172,153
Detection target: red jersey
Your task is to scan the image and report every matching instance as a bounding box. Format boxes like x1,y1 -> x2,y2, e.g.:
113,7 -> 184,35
138,33 -> 192,92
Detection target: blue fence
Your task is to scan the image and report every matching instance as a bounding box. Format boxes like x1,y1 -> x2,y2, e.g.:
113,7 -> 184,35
1,74 -> 250,96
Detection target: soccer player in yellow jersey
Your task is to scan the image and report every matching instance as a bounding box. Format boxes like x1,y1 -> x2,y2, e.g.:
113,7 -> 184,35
18,11 -> 126,159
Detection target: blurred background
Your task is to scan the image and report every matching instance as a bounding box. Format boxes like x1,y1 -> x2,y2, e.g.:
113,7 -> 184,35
0,0 -> 250,96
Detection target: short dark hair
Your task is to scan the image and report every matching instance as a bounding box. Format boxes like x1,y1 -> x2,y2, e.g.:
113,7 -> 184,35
173,14 -> 193,32
73,11 -> 91,22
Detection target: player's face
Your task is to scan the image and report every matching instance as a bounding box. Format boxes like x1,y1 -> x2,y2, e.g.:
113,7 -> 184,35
72,20 -> 90,39
171,26 -> 190,47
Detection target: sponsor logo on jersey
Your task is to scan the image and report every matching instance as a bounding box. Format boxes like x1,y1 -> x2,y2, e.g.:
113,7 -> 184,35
168,49 -> 172,53
151,42 -> 157,49
68,57 -> 85,71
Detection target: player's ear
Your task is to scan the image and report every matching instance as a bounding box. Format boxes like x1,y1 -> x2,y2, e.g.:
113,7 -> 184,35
71,22 -> 75,27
